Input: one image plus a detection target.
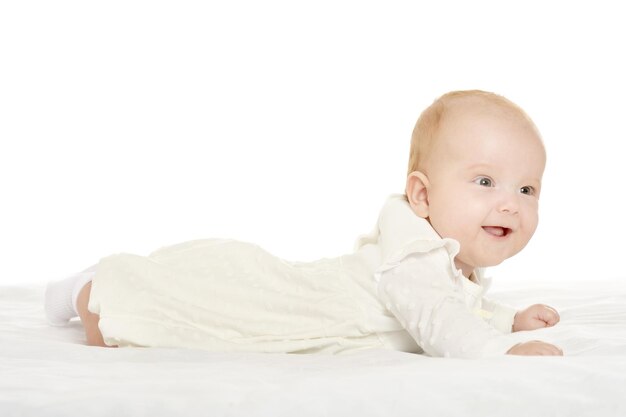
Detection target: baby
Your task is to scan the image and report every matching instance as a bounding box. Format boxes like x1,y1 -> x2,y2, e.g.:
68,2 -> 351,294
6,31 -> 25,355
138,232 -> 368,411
45,90 -> 562,357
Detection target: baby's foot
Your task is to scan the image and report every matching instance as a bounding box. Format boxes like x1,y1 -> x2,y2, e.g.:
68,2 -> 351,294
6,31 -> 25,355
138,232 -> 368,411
44,271 -> 95,326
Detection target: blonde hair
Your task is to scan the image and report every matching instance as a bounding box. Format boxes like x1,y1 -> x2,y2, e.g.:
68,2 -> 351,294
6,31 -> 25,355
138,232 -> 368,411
407,90 -> 534,175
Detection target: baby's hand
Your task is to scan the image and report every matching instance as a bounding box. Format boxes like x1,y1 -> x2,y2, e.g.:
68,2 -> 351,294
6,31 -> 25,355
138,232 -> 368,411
507,340 -> 564,356
513,304 -> 560,332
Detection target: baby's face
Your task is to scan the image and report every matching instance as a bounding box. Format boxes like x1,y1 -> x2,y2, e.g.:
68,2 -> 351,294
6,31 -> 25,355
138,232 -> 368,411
423,104 -> 546,277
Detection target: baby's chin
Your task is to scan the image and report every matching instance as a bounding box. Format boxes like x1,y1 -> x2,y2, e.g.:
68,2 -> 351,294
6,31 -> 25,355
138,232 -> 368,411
457,255 -> 508,273
489,242 -> 529,264
479,259 -> 504,268
456,243 -> 527,274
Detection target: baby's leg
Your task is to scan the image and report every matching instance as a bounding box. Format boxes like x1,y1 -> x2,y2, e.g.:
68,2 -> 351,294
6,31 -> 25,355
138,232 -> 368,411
76,282 -> 115,348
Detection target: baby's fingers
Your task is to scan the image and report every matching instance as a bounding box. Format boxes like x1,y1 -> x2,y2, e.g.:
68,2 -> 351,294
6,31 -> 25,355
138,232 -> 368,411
535,342 -> 563,356
540,305 -> 560,327
507,340 -> 564,356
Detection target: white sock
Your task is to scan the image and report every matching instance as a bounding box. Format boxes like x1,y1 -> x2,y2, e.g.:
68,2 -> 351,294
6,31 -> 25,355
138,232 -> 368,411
45,267 -> 96,326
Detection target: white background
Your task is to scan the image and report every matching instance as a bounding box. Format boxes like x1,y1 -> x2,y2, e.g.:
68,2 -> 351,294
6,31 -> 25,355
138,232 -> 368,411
1,1 -> 624,288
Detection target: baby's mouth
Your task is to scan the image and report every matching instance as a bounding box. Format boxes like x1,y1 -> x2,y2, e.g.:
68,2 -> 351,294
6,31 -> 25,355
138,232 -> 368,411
482,226 -> 512,237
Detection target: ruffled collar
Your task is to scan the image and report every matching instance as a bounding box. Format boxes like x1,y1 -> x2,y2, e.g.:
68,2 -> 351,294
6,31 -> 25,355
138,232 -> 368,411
360,194 -> 490,293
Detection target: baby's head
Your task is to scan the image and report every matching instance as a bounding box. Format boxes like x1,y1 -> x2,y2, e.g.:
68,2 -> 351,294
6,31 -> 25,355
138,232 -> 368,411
406,90 -> 546,278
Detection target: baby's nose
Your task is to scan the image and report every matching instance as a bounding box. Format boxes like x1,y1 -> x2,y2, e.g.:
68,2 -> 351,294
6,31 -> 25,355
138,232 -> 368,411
497,192 -> 520,214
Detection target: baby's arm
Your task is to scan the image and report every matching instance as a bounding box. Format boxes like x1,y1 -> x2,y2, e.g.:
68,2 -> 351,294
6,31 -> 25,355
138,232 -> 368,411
378,249 -> 518,358
379,258 -> 564,357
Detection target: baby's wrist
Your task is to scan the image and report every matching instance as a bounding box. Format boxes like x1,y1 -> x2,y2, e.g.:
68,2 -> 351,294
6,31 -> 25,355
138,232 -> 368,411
511,311 -> 520,332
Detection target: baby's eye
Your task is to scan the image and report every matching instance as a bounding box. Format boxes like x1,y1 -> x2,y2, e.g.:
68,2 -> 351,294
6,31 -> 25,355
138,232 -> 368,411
474,177 -> 493,187
520,186 -> 535,195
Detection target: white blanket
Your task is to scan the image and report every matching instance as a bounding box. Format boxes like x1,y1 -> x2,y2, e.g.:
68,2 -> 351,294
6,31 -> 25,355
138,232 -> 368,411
1,281 -> 626,416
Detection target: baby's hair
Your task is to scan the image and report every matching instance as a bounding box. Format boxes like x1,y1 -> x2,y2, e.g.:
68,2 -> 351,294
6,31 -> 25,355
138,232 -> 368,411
407,90 -> 535,175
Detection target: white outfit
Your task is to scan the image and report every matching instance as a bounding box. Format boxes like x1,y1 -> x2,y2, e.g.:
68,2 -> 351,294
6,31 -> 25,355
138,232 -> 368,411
88,195 -> 517,358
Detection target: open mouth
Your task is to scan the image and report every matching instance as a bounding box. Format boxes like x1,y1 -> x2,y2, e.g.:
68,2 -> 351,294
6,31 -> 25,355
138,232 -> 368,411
482,226 -> 512,237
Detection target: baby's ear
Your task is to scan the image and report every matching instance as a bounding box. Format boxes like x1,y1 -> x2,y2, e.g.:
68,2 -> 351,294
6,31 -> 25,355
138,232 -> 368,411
406,171 -> 430,218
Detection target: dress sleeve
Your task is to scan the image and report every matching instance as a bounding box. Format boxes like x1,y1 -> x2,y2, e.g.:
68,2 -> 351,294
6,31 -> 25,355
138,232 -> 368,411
376,248 -> 517,358
481,297 -> 517,334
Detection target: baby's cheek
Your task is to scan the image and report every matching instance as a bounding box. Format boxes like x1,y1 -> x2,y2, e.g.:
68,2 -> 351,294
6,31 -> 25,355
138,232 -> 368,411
520,208 -> 539,240
522,201 -> 539,224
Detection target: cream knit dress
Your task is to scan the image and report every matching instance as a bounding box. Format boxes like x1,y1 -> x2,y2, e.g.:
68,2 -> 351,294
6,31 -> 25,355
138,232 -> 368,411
88,195 -> 518,357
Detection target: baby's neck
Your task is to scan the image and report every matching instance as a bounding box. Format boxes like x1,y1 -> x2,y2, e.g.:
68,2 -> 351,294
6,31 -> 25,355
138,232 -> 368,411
467,272 -> 478,284
454,260 -> 475,281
